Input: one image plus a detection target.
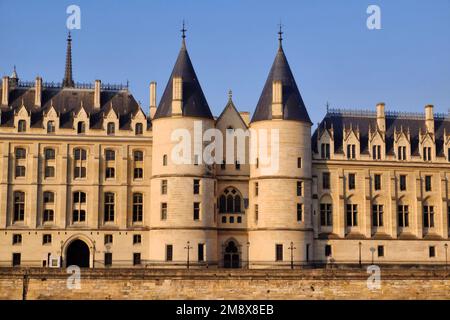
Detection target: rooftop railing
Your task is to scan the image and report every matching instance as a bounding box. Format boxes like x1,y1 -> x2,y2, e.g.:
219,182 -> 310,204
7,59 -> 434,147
15,80 -> 129,91
327,107 -> 450,120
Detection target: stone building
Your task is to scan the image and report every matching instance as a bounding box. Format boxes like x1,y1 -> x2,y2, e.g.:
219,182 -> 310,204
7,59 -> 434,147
0,30 -> 449,269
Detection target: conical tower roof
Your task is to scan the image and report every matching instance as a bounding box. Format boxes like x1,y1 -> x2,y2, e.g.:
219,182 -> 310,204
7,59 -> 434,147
154,28 -> 213,120
251,31 -> 311,124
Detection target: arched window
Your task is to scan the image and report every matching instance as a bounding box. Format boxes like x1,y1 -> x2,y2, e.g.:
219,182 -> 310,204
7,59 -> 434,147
77,121 -> 86,134
18,120 -> 26,132
218,187 -> 243,213
107,122 -> 115,135
13,191 -> 25,222
47,121 -> 55,133
135,123 -> 143,135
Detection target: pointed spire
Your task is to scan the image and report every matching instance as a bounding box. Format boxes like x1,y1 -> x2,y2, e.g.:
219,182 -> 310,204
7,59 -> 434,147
63,31 -> 74,88
11,65 -> 18,79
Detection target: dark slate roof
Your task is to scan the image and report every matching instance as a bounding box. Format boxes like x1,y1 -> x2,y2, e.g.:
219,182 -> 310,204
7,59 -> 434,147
0,86 -> 144,130
251,46 -> 311,124
154,40 -> 213,120
312,110 -> 450,157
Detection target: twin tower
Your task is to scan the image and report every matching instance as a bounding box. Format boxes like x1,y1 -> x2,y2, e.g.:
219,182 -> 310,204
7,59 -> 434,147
150,30 -> 313,267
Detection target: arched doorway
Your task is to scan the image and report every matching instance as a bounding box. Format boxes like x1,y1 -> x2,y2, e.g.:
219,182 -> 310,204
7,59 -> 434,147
223,241 -> 240,268
66,239 -> 90,268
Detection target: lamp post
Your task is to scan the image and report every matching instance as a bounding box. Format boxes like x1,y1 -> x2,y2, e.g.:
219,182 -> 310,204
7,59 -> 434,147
370,247 -> 376,265
288,241 -> 296,270
246,241 -> 250,269
445,243 -> 448,271
184,241 -> 192,269
358,242 -> 362,268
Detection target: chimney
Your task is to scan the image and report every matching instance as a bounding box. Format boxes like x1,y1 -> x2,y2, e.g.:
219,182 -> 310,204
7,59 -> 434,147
94,80 -> 101,110
376,102 -> 386,132
425,104 -> 434,133
172,77 -> 182,116
1,76 -> 9,106
150,81 -> 157,119
271,80 -> 283,119
239,112 -> 250,126
35,76 -> 42,107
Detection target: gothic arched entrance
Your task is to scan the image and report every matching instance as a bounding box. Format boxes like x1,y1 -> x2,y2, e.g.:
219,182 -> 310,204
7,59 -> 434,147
223,241 -> 240,268
66,239 -> 90,268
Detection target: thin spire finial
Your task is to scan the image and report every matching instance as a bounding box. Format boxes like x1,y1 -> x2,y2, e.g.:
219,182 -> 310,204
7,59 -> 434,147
228,89 -> 233,101
278,22 -> 283,48
181,20 -> 187,39
63,31 -> 74,87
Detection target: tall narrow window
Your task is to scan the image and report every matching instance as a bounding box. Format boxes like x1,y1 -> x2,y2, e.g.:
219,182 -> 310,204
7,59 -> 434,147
297,181 -> 303,196
44,148 -> 56,178
425,175 -> 432,192
398,146 -> 407,161
132,193 -> 143,223
163,154 -> 168,166
161,203 -> 167,220
133,253 -> 141,266
321,143 -> 330,159
275,244 -> 283,261
161,180 -> 167,194
18,120 -> 26,132
255,204 -> 259,222
104,253 -> 112,266
347,144 -> 356,159
133,150 -> 143,180
47,121 -> 55,133
72,191 -> 86,222
135,123 -> 143,135
193,179 -> 200,194
73,148 -> 87,179
255,182 -> 259,196
348,173 -> 356,190
77,121 -> 86,134
166,245 -> 173,261
320,203 -> 333,226
423,206 -> 435,228
423,147 -> 432,161
398,205 -> 409,227
13,191 -> 25,222
198,243 -> 205,262
297,157 -> 302,168
374,174 -> 381,191
193,202 -> 200,220
372,145 -> 381,160
399,175 -> 407,191
297,203 -> 303,222
322,172 -> 330,189
104,192 -> 115,222
107,122 -> 115,135
325,245 -> 332,257
372,204 -> 384,227
346,204 -> 358,227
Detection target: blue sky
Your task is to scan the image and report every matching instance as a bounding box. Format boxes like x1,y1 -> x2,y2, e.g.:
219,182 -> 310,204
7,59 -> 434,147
1,0 -> 449,126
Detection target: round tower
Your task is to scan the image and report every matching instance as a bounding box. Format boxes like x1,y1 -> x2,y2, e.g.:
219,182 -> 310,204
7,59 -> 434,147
248,29 -> 313,268
150,29 -> 217,267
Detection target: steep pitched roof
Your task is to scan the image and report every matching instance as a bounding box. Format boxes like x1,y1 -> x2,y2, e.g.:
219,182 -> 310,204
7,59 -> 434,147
154,39 -> 213,120
251,45 -> 311,124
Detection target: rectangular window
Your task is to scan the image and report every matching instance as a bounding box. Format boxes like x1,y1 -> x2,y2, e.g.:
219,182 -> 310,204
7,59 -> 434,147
348,173 -> 356,190
423,147 -> 432,161
377,245 -> 384,257
322,172 -> 330,190
321,143 -> 330,159
12,253 -> 21,267
15,166 -> 26,178
104,193 -> 115,222
325,245 -> 332,257
166,245 -> 173,261
423,206 -> 435,228
255,182 -> 259,196
255,204 -> 258,222
134,168 -> 143,179
235,160 -> 240,170
347,144 -> 356,159
372,145 -> 381,160
320,203 -> 333,226
297,181 -> 303,196
372,205 -> 384,227
133,234 -> 142,245
346,204 -> 358,227
104,253 -> 112,266
159,180 -> 167,194
163,154 -> 167,166
374,174 -> 381,191
45,166 -> 55,178
398,205 -> 409,227
297,157 -> 302,168
425,175 -> 432,192
399,175 -> 407,191
275,244 -> 283,261
42,234 -> 52,245
104,234 -> 113,245
133,253 -> 141,266
12,234 -> 22,245
161,203 -> 167,220
193,179 -> 200,194
297,203 -> 302,222
13,192 -> 25,222
105,167 -> 115,179
429,246 -> 436,258
43,209 -> 54,222
132,193 -> 143,223
398,146 -> 407,161
198,243 -> 205,262
193,202 -> 200,220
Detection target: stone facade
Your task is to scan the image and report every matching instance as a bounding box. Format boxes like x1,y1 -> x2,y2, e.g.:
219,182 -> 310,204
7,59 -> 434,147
0,32 -> 449,270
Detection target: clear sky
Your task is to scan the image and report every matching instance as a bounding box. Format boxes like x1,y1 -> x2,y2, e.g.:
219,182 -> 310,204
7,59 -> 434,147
1,0 -> 449,126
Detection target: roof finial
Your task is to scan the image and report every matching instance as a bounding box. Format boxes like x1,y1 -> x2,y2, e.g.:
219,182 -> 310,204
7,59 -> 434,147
228,89 -> 233,101
63,31 -> 74,87
180,20 -> 187,49
278,22 -> 283,49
